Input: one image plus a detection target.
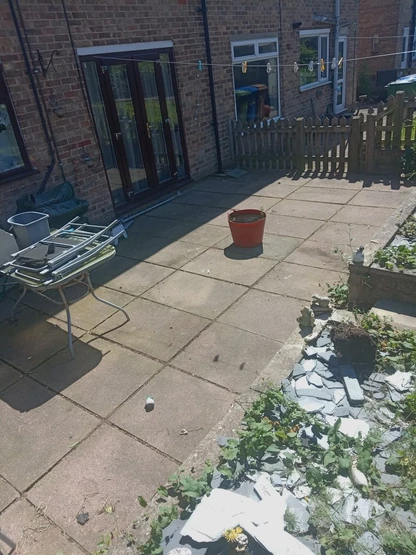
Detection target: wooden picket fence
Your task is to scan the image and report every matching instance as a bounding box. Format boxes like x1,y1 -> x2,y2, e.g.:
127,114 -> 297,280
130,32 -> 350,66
230,91 -> 416,174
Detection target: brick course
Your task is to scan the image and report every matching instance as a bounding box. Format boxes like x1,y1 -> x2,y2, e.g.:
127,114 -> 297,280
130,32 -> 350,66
0,0 -> 359,227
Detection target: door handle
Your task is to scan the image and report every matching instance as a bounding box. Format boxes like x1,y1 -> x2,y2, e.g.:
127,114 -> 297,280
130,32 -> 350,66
146,123 -> 151,138
114,132 -> 122,141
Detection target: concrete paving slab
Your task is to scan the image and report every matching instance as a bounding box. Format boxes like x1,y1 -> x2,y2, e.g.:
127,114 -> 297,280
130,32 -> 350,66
0,360 -> 22,393
181,248 -> 277,286
158,221 -> 230,246
348,189 -> 410,208
0,295 -> 25,323
285,240 -> 352,271
286,187 -> 358,205
148,201 -> 209,221
331,205 -> 395,226
308,221 -> 380,247
191,179 -> 249,195
265,213 -> 324,238
172,322 -> 282,392
172,190 -> 227,207
33,337 -> 162,417
0,477 -> 18,512
0,308 -> 81,372
0,499 -> 85,555
249,182 -> 301,198
254,262 -> 343,300
93,298 -> 209,361
304,178 -> 365,190
231,195 -> 281,212
269,199 -> 340,220
126,215 -> 178,236
214,233 -> 302,262
18,284 -> 134,332
143,270 -> 246,319
218,289 -> 303,342
118,236 -> 207,268
110,367 -> 234,461
91,257 -> 174,296
0,378 -> 99,490
27,424 -> 177,553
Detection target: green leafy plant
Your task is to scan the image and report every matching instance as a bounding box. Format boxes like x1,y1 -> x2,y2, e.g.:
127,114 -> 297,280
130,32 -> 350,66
284,508 -> 298,533
327,280 -> 349,309
139,505 -> 179,555
375,244 -> 416,271
160,464 -> 213,510
382,529 -> 416,554
399,214 -> 416,241
402,146 -> 416,179
94,533 -> 113,555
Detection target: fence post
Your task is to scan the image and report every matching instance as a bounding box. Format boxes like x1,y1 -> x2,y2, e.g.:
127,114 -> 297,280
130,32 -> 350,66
393,90 -> 405,149
295,117 -> 305,172
366,112 -> 376,174
349,116 -> 361,172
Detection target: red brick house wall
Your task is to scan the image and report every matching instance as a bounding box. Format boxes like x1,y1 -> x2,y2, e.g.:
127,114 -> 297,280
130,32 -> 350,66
0,0 -> 359,228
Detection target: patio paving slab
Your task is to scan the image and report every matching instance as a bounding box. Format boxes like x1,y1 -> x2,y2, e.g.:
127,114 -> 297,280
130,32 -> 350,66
218,289 -> 303,342
286,187 -> 358,205
0,477 -> 18,512
264,213 -> 324,239
0,360 -> 22,393
172,190 -> 227,207
181,247 -> 277,286
249,182 -> 302,198
215,232 -> 302,262
269,199 -> 340,220
191,178 -> 249,195
0,296 -> 25,323
93,298 -> 209,361
117,236 -> 207,268
348,189 -> 410,208
0,308 -> 82,372
0,378 -> 99,490
254,262 -> 343,301
308,221 -> 380,247
331,205 -> 395,226
142,270 -> 246,319
27,424 -> 177,553
0,499 -> 85,555
158,221 -> 230,247
304,178 -> 366,190
231,195 -> 281,212
18,285 -> 134,332
285,240 -> 352,272
127,215 -> 179,236
33,337 -> 162,418
171,322 -> 282,392
91,257 -> 174,297
148,201 -> 211,222
110,367 -> 234,462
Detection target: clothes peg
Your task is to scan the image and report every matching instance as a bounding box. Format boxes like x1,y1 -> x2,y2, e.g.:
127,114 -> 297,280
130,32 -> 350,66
242,61 -> 248,74
293,62 -> 299,73
308,60 -> 314,72
331,57 -> 337,70
197,60 -> 203,72
320,58 -> 325,73
338,57 -> 343,69
266,62 -> 272,74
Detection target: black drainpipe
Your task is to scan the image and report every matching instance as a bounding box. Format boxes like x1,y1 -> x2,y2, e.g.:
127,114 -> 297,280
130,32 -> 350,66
8,0 -> 63,194
200,0 -> 223,174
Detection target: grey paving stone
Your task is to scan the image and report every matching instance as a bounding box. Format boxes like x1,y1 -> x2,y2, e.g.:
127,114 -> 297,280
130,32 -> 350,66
296,387 -> 333,401
334,405 -> 350,417
307,372 -> 323,387
340,365 -> 364,406
297,397 -> 325,413
381,473 -> 401,486
323,378 -> 344,389
293,363 -> 307,378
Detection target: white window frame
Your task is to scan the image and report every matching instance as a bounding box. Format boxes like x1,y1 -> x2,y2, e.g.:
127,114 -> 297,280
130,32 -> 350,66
230,38 -> 280,120
401,27 -> 410,68
299,29 -> 330,91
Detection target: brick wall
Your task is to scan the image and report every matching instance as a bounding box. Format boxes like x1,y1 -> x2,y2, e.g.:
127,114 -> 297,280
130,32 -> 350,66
0,0 -> 359,228
357,0 -> 414,98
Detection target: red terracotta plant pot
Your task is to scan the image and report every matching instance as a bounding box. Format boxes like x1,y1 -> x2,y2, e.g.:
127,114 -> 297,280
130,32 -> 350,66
228,209 -> 266,248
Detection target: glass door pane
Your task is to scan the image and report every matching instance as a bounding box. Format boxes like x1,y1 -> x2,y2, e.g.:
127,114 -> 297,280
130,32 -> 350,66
83,61 -> 127,207
108,64 -> 149,194
137,61 -> 171,183
159,54 -> 186,178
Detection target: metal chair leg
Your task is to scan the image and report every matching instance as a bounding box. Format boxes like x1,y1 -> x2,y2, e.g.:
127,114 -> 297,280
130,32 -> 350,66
85,274 -> 130,322
57,287 -> 75,359
10,286 -> 27,322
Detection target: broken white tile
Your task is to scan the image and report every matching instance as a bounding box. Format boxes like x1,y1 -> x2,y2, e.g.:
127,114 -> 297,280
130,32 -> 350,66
385,371 -> 413,393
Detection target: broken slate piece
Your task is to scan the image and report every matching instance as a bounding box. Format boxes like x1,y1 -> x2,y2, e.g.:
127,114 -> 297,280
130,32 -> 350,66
373,392 -> 385,400
286,471 -> 301,489
333,405 -> 350,417
296,386 -> 333,401
271,473 -> 283,488
217,436 -> 230,447
307,372 -> 323,387
303,346 -> 318,358
389,387 -> 404,403
76,512 -> 89,525
318,351 -> 339,366
294,485 -> 312,499
380,473 -> 401,486
297,397 -> 325,413
333,389 -> 346,405
357,532 -> 381,554
282,381 -> 297,402
314,367 -> 335,380
380,429 -> 401,447
293,363 -> 307,378
316,336 -> 332,347
349,406 -> 364,419
369,373 -> 386,384
321,401 -> 336,415
302,358 -> 317,372
385,371 -> 413,393
282,490 -> 310,534
326,417 -> 369,439
340,365 -> 364,406
361,383 -> 380,393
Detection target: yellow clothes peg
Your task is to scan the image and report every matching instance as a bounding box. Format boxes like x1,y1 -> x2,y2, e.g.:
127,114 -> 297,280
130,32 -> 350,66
242,61 -> 248,74
320,58 -> 325,73
338,57 -> 343,69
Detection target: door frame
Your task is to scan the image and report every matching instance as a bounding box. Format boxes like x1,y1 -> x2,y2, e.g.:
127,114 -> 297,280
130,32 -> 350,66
335,36 -> 347,114
80,48 -> 190,209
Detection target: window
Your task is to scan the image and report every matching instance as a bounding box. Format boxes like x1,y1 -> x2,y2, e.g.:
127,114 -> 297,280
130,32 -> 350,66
0,66 -> 31,180
401,27 -> 410,69
299,29 -> 330,90
231,38 -> 280,123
